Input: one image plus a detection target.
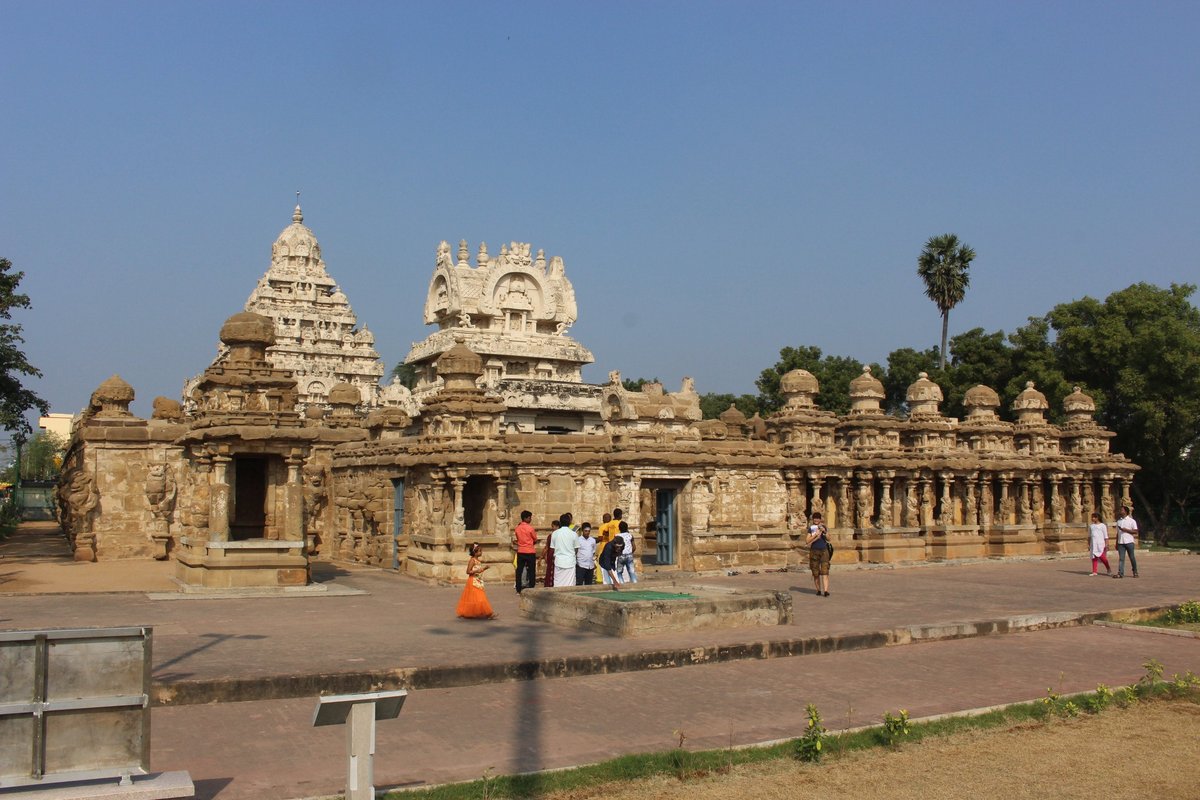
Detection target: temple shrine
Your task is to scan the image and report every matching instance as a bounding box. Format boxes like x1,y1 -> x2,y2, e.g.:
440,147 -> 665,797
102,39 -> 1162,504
57,207 -> 1139,589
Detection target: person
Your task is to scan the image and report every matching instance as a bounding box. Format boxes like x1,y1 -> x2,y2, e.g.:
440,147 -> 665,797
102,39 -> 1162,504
1114,505 -> 1139,578
575,522 -> 597,585
616,520 -> 638,583
596,532 -> 624,590
456,543 -> 496,619
597,508 -> 623,584
549,513 -> 579,587
806,511 -> 831,596
1088,511 -> 1111,576
513,510 -> 538,593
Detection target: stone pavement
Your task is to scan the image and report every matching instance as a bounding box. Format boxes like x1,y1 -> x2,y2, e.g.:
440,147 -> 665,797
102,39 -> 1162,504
3,522 -> 1198,799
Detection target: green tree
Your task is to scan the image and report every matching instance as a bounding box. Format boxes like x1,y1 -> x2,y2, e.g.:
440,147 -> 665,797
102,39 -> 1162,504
756,346 -> 876,415
389,362 -> 418,389
916,234 -> 977,370
621,376 -> 659,392
699,393 -> 760,420
1045,283 -> 1200,541
0,258 -> 48,435
1,430 -> 64,483
883,346 -> 942,413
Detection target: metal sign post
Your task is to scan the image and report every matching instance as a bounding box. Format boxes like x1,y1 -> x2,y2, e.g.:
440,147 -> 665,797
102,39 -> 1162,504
313,690 -> 407,800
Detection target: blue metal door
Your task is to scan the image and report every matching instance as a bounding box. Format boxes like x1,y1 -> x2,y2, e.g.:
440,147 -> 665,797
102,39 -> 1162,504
391,478 -> 405,571
655,488 -> 676,565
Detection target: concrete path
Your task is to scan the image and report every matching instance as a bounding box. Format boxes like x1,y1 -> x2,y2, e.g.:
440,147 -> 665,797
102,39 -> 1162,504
154,624 -> 1200,800
3,523 -> 1198,799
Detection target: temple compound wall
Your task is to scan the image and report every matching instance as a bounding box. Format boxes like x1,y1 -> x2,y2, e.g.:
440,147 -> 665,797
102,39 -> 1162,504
55,212 -> 1138,590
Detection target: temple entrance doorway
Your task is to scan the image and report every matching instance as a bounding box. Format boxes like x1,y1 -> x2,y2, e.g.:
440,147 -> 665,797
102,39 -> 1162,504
231,455 -> 268,540
392,478 -> 405,571
462,475 -> 496,534
641,483 -> 682,566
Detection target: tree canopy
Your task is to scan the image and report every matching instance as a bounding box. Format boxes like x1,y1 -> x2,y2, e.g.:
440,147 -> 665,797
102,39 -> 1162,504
0,258 -> 47,434
916,234 -> 976,370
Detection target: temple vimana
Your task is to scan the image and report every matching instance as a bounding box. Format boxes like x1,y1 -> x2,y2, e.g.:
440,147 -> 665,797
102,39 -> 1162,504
57,206 -> 1138,589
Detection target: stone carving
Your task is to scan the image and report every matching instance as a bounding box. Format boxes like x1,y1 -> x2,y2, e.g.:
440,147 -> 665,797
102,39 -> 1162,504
145,464 -> 177,521
61,469 -> 99,561
690,476 -> 713,532
152,396 -> 185,421
189,205 -> 384,411
86,375 -> 135,419
904,486 -> 919,527
965,482 -> 978,525
303,462 -> 331,551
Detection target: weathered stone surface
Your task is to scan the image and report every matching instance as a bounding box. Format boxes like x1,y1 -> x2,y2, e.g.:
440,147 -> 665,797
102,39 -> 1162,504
58,213 -> 1141,588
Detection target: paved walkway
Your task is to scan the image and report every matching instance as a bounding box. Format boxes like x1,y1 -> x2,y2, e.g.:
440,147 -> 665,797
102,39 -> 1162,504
3,522 -> 1198,799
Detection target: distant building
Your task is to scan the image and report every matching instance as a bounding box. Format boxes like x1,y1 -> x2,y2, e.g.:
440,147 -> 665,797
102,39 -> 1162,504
38,413 -> 75,441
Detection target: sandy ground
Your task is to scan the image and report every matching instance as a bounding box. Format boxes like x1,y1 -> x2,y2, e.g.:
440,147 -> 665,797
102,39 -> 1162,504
545,699 -> 1200,800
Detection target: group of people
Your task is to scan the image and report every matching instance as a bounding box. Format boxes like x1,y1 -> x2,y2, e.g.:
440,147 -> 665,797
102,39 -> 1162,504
461,503 -> 1145,618
458,507 -> 641,619
1088,505 -> 1141,578
542,508 -> 639,591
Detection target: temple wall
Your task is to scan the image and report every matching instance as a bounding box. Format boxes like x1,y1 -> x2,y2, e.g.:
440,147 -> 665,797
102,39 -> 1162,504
59,419 -> 187,561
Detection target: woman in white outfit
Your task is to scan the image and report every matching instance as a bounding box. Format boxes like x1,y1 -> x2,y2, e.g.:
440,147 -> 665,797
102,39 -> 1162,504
1087,512 -> 1111,576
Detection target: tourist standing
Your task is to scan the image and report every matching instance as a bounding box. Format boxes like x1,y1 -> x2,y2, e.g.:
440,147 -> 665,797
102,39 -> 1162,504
597,508 -> 623,584
456,543 -> 496,619
550,513 -> 579,587
807,512 -> 831,596
597,533 -> 624,590
575,522 -> 597,585
1088,512 -> 1111,576
513,510 -> 538,593
616,520 -> 638,583
1114,505 -> 1139,578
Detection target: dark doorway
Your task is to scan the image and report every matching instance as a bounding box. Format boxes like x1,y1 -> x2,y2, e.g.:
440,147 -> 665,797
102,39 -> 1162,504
232,455 -> 268,540
655,488 -> 678,565
462,475 -> 494,532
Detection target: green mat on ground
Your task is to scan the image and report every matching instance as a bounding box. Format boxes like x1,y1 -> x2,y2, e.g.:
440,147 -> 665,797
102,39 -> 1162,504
592,590 -> 696,602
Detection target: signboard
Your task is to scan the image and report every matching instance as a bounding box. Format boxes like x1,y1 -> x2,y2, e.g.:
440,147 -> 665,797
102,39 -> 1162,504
0,626 -> 152,789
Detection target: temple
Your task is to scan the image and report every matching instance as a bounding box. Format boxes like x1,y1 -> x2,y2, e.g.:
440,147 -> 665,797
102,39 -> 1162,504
57,208 -> 1139,590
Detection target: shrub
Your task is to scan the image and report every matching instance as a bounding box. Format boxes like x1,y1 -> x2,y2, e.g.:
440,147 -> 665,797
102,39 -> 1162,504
795,704 -> 827,763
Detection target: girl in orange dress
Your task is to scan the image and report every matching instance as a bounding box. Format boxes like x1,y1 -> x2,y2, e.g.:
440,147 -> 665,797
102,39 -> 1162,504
456,543 -> 497,619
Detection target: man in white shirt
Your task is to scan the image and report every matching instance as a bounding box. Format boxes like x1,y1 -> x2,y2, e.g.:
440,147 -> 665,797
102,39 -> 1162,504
550,513 -> 579,587
1114,505 -> 1139,578
575,522 -> 597,585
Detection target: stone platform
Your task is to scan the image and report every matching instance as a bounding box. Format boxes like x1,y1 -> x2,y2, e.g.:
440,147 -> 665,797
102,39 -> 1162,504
519,583 -> 793,637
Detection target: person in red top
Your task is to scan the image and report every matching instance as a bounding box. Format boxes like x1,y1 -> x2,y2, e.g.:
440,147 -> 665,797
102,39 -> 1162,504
513,510 -> 538,593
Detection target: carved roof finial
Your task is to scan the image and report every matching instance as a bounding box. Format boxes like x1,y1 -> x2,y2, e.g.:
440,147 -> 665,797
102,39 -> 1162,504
293,191 -> 303,224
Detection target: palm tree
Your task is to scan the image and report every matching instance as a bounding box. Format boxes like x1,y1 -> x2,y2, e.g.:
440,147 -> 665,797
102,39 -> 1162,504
916,234 -> 977,370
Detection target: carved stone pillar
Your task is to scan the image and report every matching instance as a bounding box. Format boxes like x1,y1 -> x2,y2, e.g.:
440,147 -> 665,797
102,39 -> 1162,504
878,470 -> 895,527
919,473 -> 934,528
1018,478 -> 1032,525
1099,474 -> 1114,520
1047,474 -> 1063,524
1118,476 -> 1133,514
495,476 -> 509,528
903,476 -> 919,527
1029,478 -> 1043,525
855,470 -> 874,529
284,449 -> 304,542
938,471 -> 954,526
1068,477 -> 1082,524
998,474 -> 1012,525
1081,477 -> 1094,517
450,474 -> 466,538
979,472 -> 992,527
807,470 -> 826,521
209,451 -> 232,542
964,471 -> 979,526
835,473 -> 851,529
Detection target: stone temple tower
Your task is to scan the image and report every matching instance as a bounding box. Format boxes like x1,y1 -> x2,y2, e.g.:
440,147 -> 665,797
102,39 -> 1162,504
225,204 -> 385,410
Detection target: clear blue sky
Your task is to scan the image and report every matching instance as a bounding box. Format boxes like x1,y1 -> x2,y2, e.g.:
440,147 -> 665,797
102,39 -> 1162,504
3,1 -> 1198,419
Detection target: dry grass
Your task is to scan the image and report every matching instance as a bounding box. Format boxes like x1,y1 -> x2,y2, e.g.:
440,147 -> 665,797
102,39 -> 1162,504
541,699 -> 1200,800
